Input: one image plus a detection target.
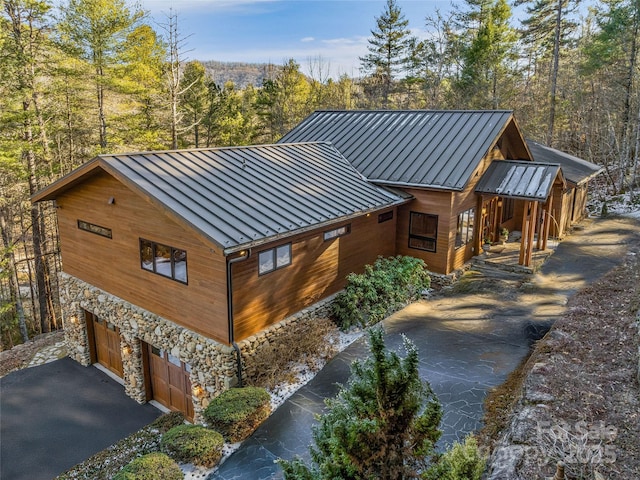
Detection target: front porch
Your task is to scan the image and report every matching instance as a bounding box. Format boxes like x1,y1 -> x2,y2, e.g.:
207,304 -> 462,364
472,233 -> 558,273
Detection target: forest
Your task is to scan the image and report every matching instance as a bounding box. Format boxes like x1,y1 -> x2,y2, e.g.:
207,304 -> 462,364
0,0 -> 638,349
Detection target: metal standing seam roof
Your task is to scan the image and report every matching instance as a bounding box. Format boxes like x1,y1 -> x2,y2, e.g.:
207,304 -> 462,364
278,110 -> 515,190
526,140 -> 603,185
34,142 -> 409,254
475,160 -> 563,201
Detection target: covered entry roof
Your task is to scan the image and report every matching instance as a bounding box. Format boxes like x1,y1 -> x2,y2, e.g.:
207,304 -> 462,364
32,142 -> 409,253
475,160 -> 564,201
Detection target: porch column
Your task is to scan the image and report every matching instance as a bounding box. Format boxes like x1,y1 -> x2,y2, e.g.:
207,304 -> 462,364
475,194 -> 484,255
541,192 -> 553,251
525,201 -> 538,266
519,201 -> 538,267
519,201 -> 530,265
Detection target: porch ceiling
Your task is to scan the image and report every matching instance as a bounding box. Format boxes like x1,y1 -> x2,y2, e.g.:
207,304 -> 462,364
475,160 -> 563,201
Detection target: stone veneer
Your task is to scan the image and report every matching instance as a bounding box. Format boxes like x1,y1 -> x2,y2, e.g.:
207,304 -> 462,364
59,272 -> 337,423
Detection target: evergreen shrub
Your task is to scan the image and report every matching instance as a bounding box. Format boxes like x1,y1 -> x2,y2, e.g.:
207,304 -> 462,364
279,328 -> 442,479
333,255 -> 431,330
160,424 -> 224,467
423,435 -> 486,480
112,452 -> 183,480
203,386 -> 271,442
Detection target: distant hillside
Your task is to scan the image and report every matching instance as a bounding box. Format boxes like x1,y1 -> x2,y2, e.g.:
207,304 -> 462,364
200,61 -> 281,89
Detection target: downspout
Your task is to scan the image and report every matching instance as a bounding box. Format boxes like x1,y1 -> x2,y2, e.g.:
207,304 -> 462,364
226,249 -> 250,387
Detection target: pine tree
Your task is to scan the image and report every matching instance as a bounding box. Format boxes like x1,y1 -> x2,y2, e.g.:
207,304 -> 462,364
360,0 -> 414,108
2,0 -> 57,334
279,328 -> 443,480
516,0 -> 579,146
582,0 -> 639,193
58,0 -> 143,150
455,0 -> 518,109
179,61 -> 209,148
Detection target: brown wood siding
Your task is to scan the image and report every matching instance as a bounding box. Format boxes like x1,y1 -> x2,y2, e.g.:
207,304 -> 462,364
55,171 -> 229,344
231,210 -> 397,340
395,189 -> 453,274
449,151 -> 502,272
394,148 -> 505,275
572,184 -> 589,223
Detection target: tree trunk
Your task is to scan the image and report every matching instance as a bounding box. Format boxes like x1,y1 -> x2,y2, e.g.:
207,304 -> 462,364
0,209 -> 29,343
547,0 -> 563,147
96,65 -> 107,149
618,4 -> 639,192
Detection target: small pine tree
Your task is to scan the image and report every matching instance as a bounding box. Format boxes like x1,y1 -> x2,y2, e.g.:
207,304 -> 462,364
279,328 -> 443,480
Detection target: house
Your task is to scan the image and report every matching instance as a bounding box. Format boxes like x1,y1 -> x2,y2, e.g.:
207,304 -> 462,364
526,140 -> 603,237
280,110 -> 570,273
33,110 -> 601,421
32,142 -> 408,421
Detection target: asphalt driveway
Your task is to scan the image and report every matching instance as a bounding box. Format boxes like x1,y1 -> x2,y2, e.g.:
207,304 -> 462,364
211,216 -> 638,480
0,357 -> 161,480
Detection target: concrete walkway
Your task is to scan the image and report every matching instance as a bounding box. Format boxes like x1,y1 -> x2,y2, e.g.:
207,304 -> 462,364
211,217 -> 638,480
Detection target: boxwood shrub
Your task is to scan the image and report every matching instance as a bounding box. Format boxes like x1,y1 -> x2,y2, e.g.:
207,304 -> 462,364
203,386 -> 271,442
113,452 -> 183,480
160,424 -> 224,467
333,255 -> 431,330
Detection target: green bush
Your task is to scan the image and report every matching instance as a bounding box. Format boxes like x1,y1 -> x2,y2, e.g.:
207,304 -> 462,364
113,452 -> 183,480
333,255 -> 431,330
56,412 -> 185,480
161,424 -> 224,467
279,328 -> 442,479
423,435 -> 487,480
203,386 -> 271,442
150,411 -> 186,433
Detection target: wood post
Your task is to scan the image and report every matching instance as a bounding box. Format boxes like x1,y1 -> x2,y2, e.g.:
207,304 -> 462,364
519,201 -> 530,265
525,201 -> 538,266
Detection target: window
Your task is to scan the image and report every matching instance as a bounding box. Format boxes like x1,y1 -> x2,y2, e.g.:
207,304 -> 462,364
323,224 -> 351,241
455,208 -> 475,248
378,211 -> 394,223
501,197 -> 514,222
140,239 -> 187,283
258,243 -> 292,275
77,220 -> 112,239
409,212 -> 438,252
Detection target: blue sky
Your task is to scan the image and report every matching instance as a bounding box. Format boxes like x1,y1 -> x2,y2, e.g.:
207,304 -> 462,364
141,0 -> 456,78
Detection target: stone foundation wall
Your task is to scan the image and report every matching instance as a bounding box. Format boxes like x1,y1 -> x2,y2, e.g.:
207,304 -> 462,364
59,272 -> 237,421
430,263 -> 472,287
238,294 -> 337,380
59,273 -> 340,423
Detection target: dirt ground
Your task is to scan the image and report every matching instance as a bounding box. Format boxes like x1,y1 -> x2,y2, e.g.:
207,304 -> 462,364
483,216 -> 640,479
0,330 -> 65,377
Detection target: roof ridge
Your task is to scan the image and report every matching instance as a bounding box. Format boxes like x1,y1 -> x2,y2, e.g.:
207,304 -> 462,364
96,141 -> 334,159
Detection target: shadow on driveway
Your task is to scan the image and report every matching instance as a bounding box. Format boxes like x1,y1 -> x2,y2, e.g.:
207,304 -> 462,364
210,216 -> 639,480
1,357 -> 161,480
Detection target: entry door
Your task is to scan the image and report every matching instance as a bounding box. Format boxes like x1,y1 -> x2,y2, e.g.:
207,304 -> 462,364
88,312 -> 123,378
147,345 -> 194,421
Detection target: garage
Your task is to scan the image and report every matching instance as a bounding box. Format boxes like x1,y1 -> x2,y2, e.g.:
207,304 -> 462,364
146,344 -> 194,421
85,310 -> 123,378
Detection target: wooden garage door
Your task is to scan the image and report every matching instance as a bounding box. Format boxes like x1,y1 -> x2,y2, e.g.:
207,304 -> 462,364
147,345 -> 194,421
87,311 -> 123,378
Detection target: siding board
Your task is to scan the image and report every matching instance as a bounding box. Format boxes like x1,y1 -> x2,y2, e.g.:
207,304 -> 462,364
231,210 -> 397,340
56,172 -> 229,343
